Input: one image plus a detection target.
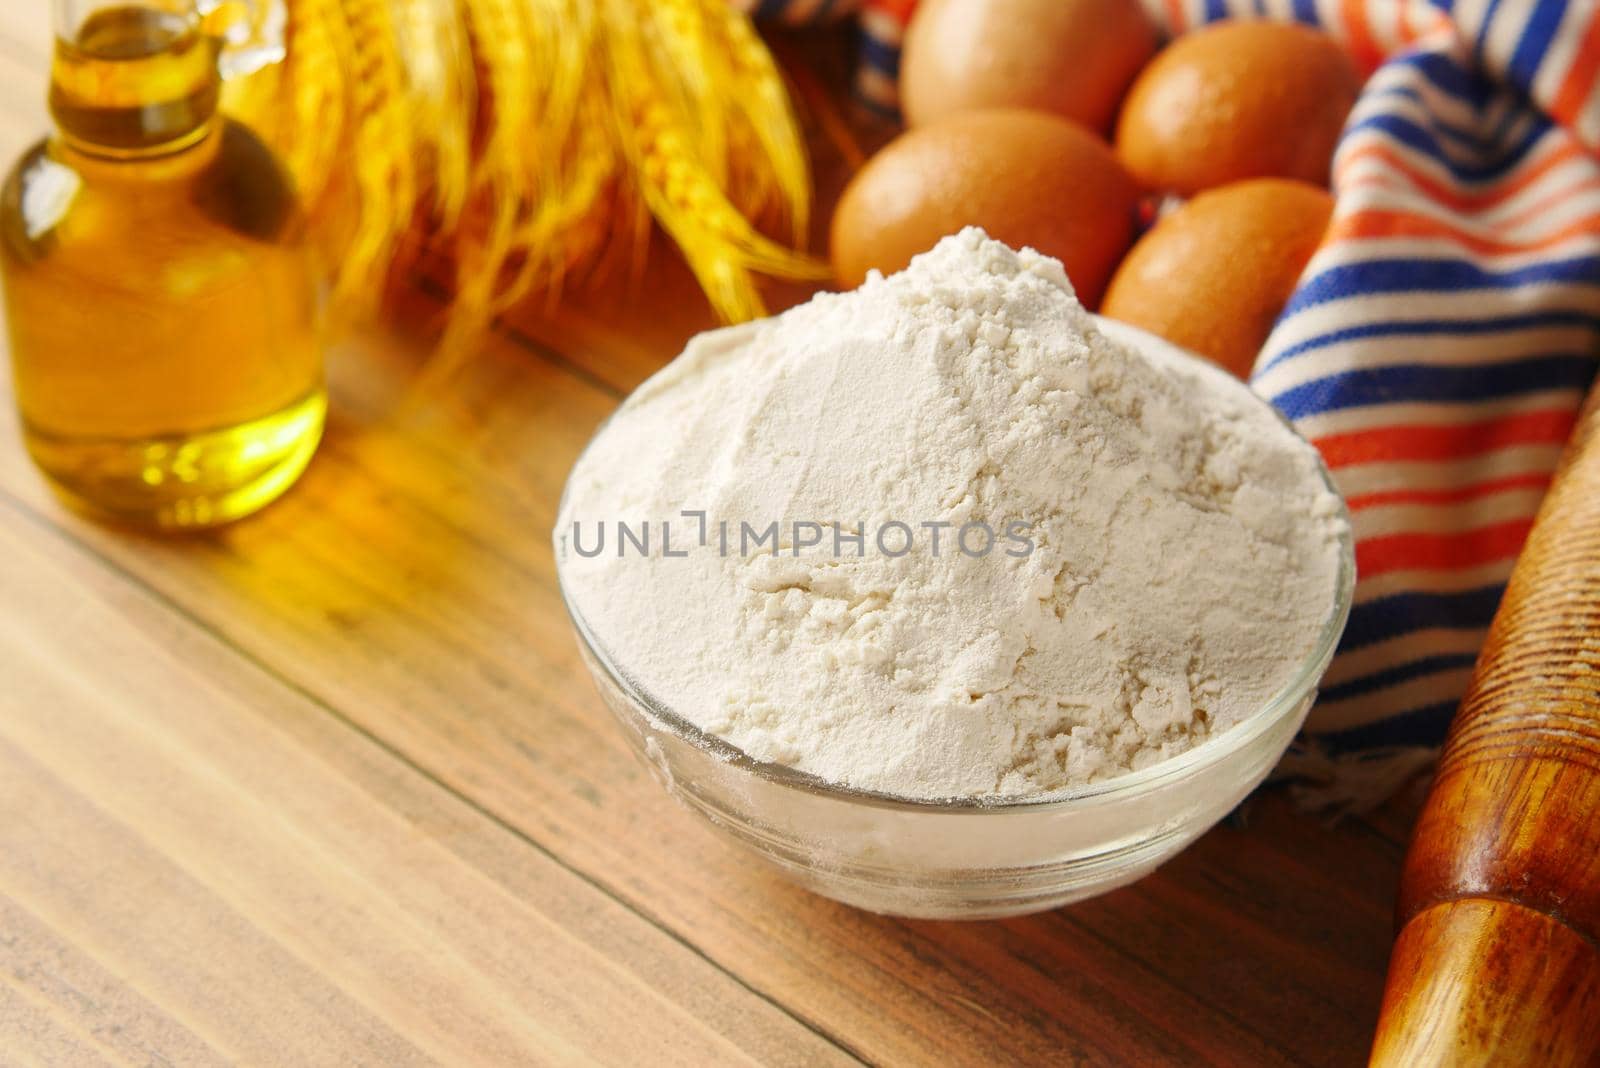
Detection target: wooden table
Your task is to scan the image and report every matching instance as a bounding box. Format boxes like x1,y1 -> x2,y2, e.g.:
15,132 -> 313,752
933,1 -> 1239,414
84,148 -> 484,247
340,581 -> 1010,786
0,10 -> 1421,1065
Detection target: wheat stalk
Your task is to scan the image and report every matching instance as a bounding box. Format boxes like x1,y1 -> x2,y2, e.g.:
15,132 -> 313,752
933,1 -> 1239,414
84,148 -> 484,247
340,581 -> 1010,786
393,0 -> 472,226
250,0 -> 820,345
716,4 -> 810,244
335,0 -> 420,312
613,0 -> 824,309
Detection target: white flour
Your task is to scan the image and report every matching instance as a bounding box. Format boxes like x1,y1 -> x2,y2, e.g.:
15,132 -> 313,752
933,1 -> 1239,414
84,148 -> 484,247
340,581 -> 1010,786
557,229 -> 1346,800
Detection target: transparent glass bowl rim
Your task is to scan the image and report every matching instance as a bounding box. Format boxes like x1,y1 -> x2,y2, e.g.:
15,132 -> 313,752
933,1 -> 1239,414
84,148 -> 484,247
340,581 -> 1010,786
554,319 -> 1357,815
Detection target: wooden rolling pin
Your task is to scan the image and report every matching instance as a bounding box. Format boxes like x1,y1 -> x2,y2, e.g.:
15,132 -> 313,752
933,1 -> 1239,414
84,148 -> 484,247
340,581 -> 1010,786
1370,382 -> 1600,1066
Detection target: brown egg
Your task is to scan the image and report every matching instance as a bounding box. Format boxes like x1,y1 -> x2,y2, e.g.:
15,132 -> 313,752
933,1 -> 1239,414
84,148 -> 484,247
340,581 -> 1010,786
1100,178 -> 1334,378
902,0 -> 1159,133
830,109 -> 1139,307
1115,21 -> 1361,195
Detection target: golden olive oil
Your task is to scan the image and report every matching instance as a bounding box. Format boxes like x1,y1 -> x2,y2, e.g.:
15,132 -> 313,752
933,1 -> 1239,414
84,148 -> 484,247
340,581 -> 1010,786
1,3 -> 323,529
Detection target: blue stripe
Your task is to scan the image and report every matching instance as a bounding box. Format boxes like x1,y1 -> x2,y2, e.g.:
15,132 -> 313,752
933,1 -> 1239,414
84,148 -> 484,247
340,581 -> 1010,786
1489,101 -> 1526,146
857,33 -> 900,76
1507,0 -> 1567,89
1473,0 -> 1504,58
1283,256 -> 1600,316
1319,653 -> 1481,703
1290,0 -> 1319,25
1401,51 -> 1495,109
1319,701 -> 1459,752
1270,353 -> 1597,418
1475,107 -> 1545,161
1203,0 -> 1229,20
1260,311 -> 1600,373
1345,112 -> 1547,181
1342,584 -> 1505,650
1368,88 -> 1554,161
1362,87 -> 1492,151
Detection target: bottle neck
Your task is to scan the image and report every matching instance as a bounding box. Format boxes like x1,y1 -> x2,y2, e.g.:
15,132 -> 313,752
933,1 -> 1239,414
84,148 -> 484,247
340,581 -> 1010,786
49,3 -> 221,159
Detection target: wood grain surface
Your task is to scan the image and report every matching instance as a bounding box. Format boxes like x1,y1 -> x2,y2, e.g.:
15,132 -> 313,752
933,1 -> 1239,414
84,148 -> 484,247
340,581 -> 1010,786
0,7 -> 1420,1065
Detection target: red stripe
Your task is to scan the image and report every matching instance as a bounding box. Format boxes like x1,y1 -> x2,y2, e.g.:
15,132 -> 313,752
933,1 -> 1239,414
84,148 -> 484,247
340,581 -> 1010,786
1552,10 -> 1600,133
1396,2 -> 1453,45
865,0 -> 919,24
1357,518 -> 1534,577
1396,0 -> 1416,45
1314,408 -> 1579,468
1335,177 -> 1600,242
1345,472 -> 1553,510
1340,0 -> 1385,73
1327,207 -> 1600,255
1336,141 -> 1584,210
1493,176 -> 1600,233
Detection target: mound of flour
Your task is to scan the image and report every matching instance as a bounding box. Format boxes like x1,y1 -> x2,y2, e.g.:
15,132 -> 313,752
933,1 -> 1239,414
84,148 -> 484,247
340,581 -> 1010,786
557,229 -> 1346,800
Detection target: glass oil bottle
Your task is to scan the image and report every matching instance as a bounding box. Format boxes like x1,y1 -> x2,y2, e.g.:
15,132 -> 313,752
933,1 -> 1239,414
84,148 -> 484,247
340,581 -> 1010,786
0,0 -> 324,529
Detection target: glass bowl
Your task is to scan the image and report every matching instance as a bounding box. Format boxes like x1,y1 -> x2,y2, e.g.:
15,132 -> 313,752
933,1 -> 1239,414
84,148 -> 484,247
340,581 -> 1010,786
555,319 -> 1355,919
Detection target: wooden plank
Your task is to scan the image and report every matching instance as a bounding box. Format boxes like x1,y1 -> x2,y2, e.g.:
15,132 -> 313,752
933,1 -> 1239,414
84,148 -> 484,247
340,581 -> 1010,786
0,503 -> 859,1066
0,974 -> 124,1068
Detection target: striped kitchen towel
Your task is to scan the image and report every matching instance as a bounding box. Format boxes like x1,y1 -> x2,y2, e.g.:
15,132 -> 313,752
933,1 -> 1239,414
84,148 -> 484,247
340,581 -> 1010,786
752,0 -> 1600,805
1210,0 -> 1600,804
